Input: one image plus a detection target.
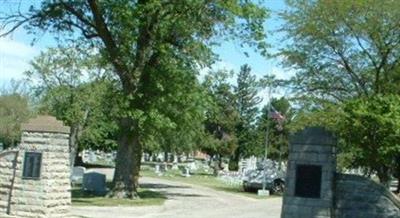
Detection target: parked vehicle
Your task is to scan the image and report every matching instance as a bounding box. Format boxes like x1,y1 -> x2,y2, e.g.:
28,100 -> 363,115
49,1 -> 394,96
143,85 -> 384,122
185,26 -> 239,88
242,159 -> 285,194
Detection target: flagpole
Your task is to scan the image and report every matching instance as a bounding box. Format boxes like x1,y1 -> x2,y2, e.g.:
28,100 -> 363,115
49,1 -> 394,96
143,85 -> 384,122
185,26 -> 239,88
262,86 -> 272,191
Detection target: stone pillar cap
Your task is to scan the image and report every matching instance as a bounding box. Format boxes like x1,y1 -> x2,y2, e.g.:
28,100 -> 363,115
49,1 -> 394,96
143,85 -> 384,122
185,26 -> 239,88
21,115 -> 70,134
290,126 -> 336,146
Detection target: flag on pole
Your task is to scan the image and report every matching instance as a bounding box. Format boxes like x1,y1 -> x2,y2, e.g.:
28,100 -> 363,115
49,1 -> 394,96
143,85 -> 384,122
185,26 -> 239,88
268,106 -> 285,131
268,106 -> 285,121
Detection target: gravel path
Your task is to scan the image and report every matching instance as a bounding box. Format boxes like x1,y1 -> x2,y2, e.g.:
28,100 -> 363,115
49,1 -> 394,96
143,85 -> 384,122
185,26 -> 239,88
71,169 -> 282,218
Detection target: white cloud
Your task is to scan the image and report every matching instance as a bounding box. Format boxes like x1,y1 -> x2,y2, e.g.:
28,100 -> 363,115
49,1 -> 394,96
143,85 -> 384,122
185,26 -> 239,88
271,67 -> 295,80
0,37 -> 38,85
198,60 -> 239,83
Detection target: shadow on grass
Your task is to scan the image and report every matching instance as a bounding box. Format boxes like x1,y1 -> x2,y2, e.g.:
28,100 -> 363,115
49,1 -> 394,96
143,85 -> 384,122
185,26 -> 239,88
72,182 -> 167,206
159,191 -> 208,198
140,182 -> 190,189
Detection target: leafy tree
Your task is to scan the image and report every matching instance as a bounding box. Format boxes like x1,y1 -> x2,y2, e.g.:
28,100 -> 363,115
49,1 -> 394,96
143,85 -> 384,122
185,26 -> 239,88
26,46 -> 119,167
0,93 -> 31,148
279,0 -> 400,186
338,95 -> 400,187
280,0 -> 400,102
1,0 -> 268,198
138,53 -> 209,160
230,64 -> 261,170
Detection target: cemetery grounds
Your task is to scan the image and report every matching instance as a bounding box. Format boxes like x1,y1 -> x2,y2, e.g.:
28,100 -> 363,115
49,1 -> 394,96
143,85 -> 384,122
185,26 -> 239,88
70,165 -> 283,218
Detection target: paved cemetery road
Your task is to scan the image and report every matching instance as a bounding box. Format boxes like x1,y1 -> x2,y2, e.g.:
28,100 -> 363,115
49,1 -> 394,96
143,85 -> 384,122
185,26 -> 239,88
71,176 -> 282,218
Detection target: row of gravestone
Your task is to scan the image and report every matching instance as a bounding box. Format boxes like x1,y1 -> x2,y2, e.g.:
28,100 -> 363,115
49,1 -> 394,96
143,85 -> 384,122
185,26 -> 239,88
81,150 -> 116,165
81,150 -> 199,165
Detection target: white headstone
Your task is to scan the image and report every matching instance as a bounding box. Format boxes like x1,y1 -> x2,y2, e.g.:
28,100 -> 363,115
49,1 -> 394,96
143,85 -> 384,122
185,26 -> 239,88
155,164 -> 162,175
141,154 -> 145,162
184,167 -> 190,177
88,151 -> 97,163
71,166 -> 86,184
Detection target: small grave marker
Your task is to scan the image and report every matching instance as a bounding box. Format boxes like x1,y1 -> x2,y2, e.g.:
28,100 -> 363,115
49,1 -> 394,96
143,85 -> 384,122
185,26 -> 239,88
82,172 -> 107,195
71,166 -> 86,184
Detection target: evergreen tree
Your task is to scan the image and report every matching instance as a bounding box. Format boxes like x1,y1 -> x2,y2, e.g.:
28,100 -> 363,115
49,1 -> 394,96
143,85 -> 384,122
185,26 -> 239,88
230,64 -> 261,170
202,70 -> 239,174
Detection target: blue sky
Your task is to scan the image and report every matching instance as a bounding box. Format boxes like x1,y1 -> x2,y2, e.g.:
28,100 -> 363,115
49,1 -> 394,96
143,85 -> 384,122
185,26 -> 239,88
0,0 -> 291,96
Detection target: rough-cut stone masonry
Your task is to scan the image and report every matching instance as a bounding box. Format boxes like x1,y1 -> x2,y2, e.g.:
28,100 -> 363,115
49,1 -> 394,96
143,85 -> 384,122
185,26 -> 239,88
0,149 -> 18,215
0,116 -> 71,218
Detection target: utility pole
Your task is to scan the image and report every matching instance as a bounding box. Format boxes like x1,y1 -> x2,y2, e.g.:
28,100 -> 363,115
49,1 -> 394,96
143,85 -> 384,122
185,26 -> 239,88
278,133 -> 283,171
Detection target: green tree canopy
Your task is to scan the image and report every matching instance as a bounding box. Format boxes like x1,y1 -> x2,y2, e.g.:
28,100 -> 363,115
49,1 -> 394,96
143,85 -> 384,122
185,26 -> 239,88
230,64 -> 261,170
202,69 -> 239,159
280,0 -> 400,104
279,0 -> 400,187
338,95 -> 400,186
26,46 -> 119,167
0,93 -> 31,148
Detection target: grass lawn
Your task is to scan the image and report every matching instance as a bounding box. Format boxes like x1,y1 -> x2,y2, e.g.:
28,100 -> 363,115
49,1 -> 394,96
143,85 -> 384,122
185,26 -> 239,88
140,169 -> 279,199
72,183 -> 166,207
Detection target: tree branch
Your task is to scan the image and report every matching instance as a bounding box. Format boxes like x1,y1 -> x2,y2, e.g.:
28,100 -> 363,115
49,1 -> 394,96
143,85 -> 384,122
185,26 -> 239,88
86,0 -> 132,91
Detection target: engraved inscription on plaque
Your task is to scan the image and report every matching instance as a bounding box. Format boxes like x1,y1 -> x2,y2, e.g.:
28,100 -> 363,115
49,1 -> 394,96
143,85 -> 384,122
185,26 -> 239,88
295,164 -> 322,198
22,152 -> 42,179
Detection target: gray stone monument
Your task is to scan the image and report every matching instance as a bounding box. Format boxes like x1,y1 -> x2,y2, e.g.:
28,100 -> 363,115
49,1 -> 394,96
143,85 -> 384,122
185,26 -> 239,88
82,172 -> 107,195
281,127 -> 336,218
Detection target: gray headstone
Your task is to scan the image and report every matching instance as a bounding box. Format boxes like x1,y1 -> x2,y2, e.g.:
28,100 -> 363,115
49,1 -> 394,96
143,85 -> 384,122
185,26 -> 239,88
71,166 -> 86,184
182,167 -> 190,177
82,172 -> 107,195
160,163 -> 167,172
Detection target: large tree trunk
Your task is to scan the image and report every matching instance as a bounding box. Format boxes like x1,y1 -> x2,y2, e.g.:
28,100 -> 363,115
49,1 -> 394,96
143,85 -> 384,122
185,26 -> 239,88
109,118 -> 142,199
229,151 -> 240,171
69,124 -> 80,169
213,155 -> 224,176
395,156 -> 400,193
69,109 -> 89,169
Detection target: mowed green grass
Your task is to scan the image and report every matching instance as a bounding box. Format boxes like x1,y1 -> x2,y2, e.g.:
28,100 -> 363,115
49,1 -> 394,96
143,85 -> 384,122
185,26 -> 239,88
72,183 -> 166,206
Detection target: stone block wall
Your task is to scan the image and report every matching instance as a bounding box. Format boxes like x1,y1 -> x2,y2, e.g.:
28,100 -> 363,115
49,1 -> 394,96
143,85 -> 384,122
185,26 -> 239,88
281,126 -> 400,218
281,127 -> 336,218
335,173 -> 400,218
0,116 -> 71,218
0,150 -> 18,214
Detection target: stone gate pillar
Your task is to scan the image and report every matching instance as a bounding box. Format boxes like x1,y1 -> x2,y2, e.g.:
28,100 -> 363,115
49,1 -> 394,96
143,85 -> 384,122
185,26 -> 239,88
281,127 -> 336,218
10,116 -> 71,217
